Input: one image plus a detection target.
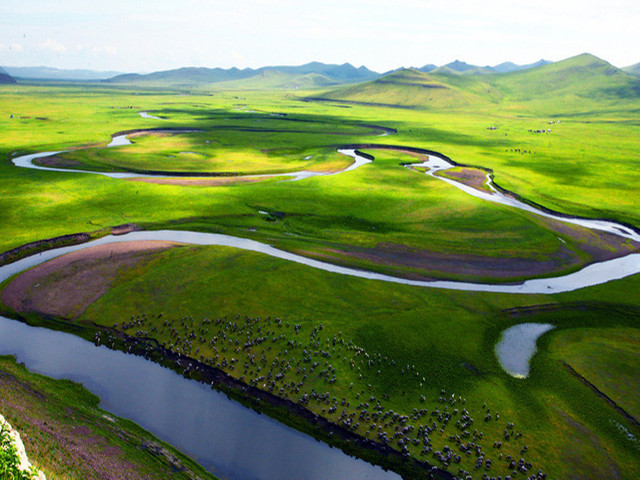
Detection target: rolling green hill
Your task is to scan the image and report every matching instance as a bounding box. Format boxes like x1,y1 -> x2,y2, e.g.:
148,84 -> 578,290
623,62 -> 640,78
314,54 -> 640,112
314,67 -> 497,108
105,66 -> 256,86
485,53 -> 640,102
208,70 -> 340,90
431,60 -> 496,75
492,59 -> 551,73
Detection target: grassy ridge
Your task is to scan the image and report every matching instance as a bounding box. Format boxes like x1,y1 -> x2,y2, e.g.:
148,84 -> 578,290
318,53 -> 640,114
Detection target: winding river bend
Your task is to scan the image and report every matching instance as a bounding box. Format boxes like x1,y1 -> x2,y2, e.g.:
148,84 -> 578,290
9,134 -> 640,293
4,127 -> 640,477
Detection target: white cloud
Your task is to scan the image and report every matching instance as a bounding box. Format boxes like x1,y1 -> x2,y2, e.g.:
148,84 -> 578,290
10,43 -> 23,52
40,38 -> 67,53
92,45 -> 117,55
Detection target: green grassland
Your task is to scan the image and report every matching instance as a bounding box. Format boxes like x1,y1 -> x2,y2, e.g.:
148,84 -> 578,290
548,327 -> 640,420
0,355 -> 217,480
1,52 -> 640,479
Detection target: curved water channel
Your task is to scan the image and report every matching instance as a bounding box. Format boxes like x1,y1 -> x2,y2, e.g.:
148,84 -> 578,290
5,126 -> 640,475
406,155 -> 640,242
13,134 -> 370,182
9,135 -> 640,293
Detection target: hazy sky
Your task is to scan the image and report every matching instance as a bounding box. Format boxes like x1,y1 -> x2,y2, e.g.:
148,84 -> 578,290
1,0 -> 639,73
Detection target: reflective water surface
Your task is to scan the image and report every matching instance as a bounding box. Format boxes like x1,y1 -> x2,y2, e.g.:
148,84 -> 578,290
494,323 -> 555,377
0,316 -> 400,480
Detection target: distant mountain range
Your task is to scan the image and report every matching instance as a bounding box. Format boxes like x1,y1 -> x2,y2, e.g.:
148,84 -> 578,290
315,54 -> 640,112
2,56 -> 639,91
104,62 -> 380,89
100,59 -> 559,89
0,66 -> 17,84
2,66 -> 124,80
417,59 -> 551,75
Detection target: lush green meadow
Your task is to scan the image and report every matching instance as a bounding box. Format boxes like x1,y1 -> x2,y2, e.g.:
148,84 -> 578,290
1,59 -> 640,479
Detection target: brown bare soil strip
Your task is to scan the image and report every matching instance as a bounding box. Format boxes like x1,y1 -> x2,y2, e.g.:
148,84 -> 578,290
128,176 -> 272,186
33,155 -> 83,168
435,167 -> 489,191
111,223 -> 142,235
300,221 -> 639,281
302,243 -> 576,281
535,215 -> 640,261
1,241 -> 176,320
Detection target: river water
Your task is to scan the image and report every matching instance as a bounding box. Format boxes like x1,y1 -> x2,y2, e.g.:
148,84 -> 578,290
0,316 -> 399,480
11,140 -> 640,293
5,134 -> 640,475
407,155 -> 640,242
5,228 -> 640,295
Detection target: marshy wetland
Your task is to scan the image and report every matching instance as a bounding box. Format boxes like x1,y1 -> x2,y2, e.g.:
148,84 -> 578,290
1,55 -> 640,480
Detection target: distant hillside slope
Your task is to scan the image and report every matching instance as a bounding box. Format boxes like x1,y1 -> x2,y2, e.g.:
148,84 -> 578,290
443,60 -> 480,72
105,62 -> 379,88
492,59 -> 551,73
484,53 -> 640,104
428,59 -> 550,75
313,54 -> 640,111
623,62 -> 640,78
3,66 -> 123,80
417,64 -> 437,73
0,66 -> 17,84
209,70 -> 340,90
314,68 -> 497,109
108,66 -> 256,86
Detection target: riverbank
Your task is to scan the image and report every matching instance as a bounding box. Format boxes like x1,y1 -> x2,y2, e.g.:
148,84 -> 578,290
0,354 -> 218,480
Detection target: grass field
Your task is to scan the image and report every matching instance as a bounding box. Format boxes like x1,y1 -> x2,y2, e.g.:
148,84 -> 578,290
1,56 -> 640,479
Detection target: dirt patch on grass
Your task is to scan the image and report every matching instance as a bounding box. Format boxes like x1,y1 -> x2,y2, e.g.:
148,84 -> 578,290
1,241 -> 176,319
111,223 -> 142,235
128,176 -> 272,186
435,167 -> 490,191
534,215 -> 640,262
301,222 -> 639,282
306,242 -> 578,281
33,155 -> 84,168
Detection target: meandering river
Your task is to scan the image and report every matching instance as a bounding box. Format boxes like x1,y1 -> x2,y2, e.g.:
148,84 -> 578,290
9,139 -> 640,293
5,128 -> 640,477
